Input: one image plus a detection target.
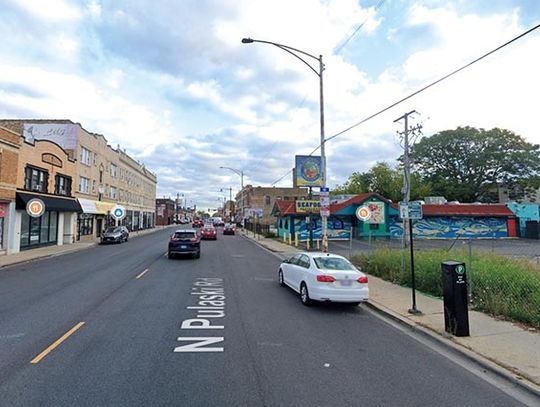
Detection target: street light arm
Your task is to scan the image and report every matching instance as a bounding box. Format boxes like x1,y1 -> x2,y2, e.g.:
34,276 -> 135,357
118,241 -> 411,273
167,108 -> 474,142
242,38 -> 321,77
220,166 -> 243,177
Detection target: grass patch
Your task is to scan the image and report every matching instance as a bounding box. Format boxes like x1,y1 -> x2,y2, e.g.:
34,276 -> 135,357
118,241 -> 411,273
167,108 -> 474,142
352,249 -> 540,328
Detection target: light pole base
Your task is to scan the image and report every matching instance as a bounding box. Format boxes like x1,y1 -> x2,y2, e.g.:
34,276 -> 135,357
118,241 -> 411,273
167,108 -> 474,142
408,307 -> 422,315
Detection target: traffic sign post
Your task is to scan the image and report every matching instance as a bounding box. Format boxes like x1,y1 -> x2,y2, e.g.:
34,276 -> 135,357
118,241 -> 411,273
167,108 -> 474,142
399,201 -> 423,315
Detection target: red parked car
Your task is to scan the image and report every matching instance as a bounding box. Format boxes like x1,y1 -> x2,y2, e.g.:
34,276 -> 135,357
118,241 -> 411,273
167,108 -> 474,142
200,226 -> 217,240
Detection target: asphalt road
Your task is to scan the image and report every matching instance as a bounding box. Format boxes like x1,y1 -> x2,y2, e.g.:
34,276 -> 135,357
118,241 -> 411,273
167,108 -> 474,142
0,228 -> 531,406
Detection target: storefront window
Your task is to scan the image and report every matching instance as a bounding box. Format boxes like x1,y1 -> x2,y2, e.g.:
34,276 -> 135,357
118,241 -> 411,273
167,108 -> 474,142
77,214 -> 93,238
20,211 -> 59,249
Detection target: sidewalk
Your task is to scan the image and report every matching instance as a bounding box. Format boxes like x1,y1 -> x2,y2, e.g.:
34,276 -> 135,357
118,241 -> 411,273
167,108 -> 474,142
0,225 -> 175,269
239,229 -> 540,394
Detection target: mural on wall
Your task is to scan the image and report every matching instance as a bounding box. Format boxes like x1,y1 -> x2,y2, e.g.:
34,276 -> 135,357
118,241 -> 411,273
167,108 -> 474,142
293,217 -> 352,240
365,202 -> 385,224
388,217 -> 508,238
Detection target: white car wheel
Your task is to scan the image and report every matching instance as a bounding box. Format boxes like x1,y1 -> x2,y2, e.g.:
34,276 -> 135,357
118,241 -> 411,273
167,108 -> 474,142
300,283 -> 313,306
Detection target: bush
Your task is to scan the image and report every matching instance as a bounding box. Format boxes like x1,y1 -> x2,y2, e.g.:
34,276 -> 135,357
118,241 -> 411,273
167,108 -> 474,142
352,249 -> 540,328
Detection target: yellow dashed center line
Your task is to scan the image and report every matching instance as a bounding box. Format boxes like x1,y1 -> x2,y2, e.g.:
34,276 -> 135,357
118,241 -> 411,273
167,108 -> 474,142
31,321 -> 85,364
136,268 -> 149,279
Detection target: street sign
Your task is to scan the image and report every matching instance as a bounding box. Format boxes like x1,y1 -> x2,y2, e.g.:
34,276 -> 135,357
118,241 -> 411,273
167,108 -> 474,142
111,205 -> 126,221
320,208 -> 330,217
399,201 -> 423,220
356,206 -> 371,221
26,198 -> 45,218
320,187 -> 330,196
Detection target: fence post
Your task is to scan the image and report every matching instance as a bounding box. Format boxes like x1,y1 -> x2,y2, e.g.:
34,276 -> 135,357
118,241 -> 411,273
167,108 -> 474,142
349,227 -> 353,259
283,233 -> 286,243
316,239 -> 320,250
288,233 -> 292,245
295,233 -> 298,247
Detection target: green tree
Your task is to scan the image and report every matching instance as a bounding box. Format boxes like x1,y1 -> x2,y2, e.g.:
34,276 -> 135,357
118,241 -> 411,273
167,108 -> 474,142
333,162 -> 432,202
410,127 -> 540,202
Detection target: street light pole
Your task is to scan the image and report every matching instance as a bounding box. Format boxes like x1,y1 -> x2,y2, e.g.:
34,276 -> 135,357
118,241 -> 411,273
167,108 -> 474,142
220,166 -> 244,227
242,37 -> 328,251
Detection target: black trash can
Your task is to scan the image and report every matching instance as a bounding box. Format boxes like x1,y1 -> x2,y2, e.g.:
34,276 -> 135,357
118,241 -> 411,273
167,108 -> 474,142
441,261 -> 470,337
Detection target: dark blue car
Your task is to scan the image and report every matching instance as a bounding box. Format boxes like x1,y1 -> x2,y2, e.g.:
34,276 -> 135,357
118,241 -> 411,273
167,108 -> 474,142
168,229 -> 201,259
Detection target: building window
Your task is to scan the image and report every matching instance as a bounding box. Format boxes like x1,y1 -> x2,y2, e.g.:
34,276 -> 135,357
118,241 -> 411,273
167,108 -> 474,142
80,147 -> 91,166
55,174 -> 72,196
110,163 -> 117,178
265,196 -> 271,206
79,176 -> 90,193
92,180 -> 96,193
24,166 -> 48,193
110,186 -> 117,199
77,214 -> 93,237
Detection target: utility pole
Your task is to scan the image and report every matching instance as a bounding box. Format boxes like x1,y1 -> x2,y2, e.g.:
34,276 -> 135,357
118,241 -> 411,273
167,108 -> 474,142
394,110 -> 423,315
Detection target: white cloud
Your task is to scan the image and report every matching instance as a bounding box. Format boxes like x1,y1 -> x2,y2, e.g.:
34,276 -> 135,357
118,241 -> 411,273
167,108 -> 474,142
10,0 -> 81,21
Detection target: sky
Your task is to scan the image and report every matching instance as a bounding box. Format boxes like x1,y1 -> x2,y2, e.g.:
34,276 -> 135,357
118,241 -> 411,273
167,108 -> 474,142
1,0 -> 539,211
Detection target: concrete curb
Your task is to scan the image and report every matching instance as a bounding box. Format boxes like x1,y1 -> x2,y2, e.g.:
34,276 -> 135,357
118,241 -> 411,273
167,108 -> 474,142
364,300 -> 540,399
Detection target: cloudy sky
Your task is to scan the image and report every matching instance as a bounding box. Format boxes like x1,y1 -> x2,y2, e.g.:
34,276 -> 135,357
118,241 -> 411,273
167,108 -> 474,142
1,0 -> 539,211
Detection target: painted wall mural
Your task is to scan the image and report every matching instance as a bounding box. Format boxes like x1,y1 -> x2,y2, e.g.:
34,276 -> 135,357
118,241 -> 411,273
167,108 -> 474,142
291,217 -> 352,240
388,216 -> 508,238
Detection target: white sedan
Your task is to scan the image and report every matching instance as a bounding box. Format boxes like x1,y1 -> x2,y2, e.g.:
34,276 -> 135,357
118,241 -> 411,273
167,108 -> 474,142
278,252 -> 369,306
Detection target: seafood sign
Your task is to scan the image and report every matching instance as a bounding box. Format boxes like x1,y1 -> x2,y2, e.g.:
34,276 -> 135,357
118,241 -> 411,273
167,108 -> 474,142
295,155 -> 323,187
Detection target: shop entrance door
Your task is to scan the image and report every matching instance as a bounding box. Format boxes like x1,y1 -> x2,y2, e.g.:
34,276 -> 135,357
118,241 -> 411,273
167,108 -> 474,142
96,218 -> 103,237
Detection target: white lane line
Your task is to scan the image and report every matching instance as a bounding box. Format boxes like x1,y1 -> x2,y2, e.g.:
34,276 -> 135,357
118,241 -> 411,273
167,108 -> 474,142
136,268 -> 149,279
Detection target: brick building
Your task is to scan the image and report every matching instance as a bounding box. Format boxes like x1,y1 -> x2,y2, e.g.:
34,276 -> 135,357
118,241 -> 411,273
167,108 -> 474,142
155,198 -> 176,226
0,127 -> 22,253
0,120 -> 157,242
235,185 -> 308,226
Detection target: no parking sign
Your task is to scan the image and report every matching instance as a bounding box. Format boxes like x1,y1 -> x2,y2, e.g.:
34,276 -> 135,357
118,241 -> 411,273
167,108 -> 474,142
111,205 -> 126,221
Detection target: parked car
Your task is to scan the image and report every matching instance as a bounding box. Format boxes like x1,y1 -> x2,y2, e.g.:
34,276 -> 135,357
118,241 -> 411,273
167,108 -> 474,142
168,229 -> 201,259
223,223 -> 235,235
200,226 -> 217,240
101,226 -> 129,244
278,252 -> 369,306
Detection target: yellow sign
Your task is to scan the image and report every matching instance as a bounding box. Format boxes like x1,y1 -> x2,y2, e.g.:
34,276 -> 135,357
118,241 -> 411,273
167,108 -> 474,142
296,200 -> 321,213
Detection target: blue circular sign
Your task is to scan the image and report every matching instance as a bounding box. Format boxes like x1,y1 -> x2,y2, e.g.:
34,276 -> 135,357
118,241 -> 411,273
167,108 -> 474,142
111,205 -> 126,220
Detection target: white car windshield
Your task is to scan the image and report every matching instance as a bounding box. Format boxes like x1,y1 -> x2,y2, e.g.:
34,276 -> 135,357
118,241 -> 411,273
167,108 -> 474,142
314,257 -> 356,271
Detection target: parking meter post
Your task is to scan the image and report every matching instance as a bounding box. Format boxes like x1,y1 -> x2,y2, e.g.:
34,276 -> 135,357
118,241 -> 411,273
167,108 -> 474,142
442,261 -> 470,336
408,219 -> 420,314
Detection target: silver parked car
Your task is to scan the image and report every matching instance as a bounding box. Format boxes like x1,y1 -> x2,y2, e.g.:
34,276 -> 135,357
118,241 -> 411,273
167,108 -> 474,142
101,226 -> 129,244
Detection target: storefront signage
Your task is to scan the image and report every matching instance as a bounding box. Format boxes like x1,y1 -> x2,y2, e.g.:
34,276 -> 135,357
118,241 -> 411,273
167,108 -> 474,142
26,198 -> 45,218
111,205 -> 126,220
295,155 -> 323,187
296,200 -> 321,213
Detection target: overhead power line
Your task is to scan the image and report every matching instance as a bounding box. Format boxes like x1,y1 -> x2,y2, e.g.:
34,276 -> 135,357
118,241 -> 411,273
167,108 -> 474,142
271,22 -> 540,186
334,0 -> 387,55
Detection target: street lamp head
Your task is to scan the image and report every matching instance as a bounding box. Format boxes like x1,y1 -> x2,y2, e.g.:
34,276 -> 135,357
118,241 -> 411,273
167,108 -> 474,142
241,38 -> 254,44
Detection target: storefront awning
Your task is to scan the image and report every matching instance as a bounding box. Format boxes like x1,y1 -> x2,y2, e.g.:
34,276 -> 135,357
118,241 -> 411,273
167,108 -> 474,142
16,192 -> 82,213
77,198 -> 116,215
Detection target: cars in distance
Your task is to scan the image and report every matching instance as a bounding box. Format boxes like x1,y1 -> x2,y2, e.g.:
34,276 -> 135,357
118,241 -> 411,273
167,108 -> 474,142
168,229 -> 201,259
101,226 -> 129,244
278,252 -> 369,306
223,223 -> 235,235
192,219 -> 203,228
200,226 -> 217,240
